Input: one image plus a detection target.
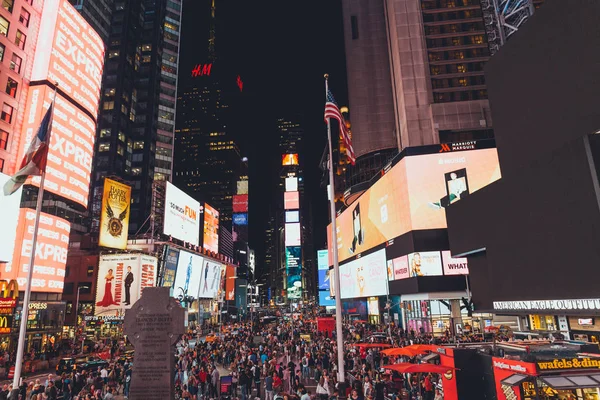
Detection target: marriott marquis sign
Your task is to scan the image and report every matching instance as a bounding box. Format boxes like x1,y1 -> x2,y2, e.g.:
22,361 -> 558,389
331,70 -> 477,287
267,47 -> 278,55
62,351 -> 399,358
493,299 -> 600,311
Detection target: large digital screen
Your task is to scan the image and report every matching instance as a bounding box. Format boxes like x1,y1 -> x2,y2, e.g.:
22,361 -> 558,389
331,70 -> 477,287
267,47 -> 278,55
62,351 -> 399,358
286,210 -> 299,223
7,209 -> 70,293
368,297 -> 380,316
441,251 -> 469,275
285,223 -> 301,246
225,265 -> 236,301
327,148 -> 500,264
232,194 -> 248,213
285,177 -> 298,192
19,86 -> 96,208
317,250 -> 329,270
286,246 -> 302,300
162,247 -> 180,288
284,191 -> 299,210
95,254 -> 157,316
408,251 -> 443,277
98,179 -> 131,250
163,182 -> 201,246
232,213 -> 248,225
173,250 -> 203,298
286,246 -> 302,270
387,255 -> 409,281
32,0 -> 104,117
198,259 -> 224,299
339,249 -> 388,299
282,153 -> 299,166
202,203 -> 219,254
318,269 -> 330,291
0,173 -> 21,263
237,180 -> 248,195
319,291 -> 335,307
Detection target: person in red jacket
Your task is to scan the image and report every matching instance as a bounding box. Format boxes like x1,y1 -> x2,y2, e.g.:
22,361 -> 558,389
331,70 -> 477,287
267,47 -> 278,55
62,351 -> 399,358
273,372 -> 283,394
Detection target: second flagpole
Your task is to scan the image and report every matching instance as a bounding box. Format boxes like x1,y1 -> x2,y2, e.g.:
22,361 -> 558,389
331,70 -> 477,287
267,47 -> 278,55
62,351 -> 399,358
324,74 -> 346,391
12,83 -> 59,390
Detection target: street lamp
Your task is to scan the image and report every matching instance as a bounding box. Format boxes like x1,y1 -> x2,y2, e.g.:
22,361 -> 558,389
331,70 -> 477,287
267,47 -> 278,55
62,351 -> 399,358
76,285 -> 89,354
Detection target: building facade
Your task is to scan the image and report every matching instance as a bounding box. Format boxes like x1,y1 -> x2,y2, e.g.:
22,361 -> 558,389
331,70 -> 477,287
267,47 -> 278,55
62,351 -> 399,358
68,0 -> 112,44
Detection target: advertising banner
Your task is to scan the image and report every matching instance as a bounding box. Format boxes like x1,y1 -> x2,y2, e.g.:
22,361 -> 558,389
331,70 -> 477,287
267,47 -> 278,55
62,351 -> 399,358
0,173 -> 21,263
285,210 -> 299,223
285,223 -> 301,247
285,177 -> 298,192
202,203 -> 219,254
232,213 -> 248,226
162,247 -> 180,288
339,249 -> 388,299
98,178 -> 131,249
32,0 -> 105,117
198,259 -> 224,299
8,208 -> 70,293
368,297 -> 380,316
342,300 -> 367,318
225,265 -> 235,301
95,254 -> 157,316
19,86 -> 96,208
387,255 -> 409,281
287,274 -> 302,299
408,251 -> 443,277
318,269 -> 330,291
317,250 -> 329,270
282,154 -> 299,165
232,195 -> 248,213
236,180 -> 248,195
173,250 -> 203,298
284,191 -> 299,210
319,291 -> 335,307
164,182 -> 201,246
328,148 -> 501,264
441,251 -> 469,275
286,246 -> 302,300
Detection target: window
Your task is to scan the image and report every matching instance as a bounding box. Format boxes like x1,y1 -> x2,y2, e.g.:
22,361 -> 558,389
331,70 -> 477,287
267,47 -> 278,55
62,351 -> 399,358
104,88 -> 115,97
118,131 -> 126,142
351,16 -> 359,40
10,53 -> 21,73
0,43 -> 4,61
121,104 -> 127,114
0,158 -> 3,172
103,101 -> 114,110
15,30 -> 25,50
117,144 -> 124,156
133,141 -> 144,150
5,77 -> 17,97
19,8 -> 30,27
1,103 -> 13,123
0,15 -> 9,36
141,44 -> 152,52
100,128 -> 111,138
108,50 -> 119,58
98,143 -> 110,152
131,167 -> 141,175
0,129 -> 7,149
1,0 -> 13,13
86,266 -> 94,277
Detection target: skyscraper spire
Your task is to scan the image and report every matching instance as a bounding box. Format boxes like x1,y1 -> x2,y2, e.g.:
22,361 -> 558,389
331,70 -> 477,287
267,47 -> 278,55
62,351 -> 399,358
208,0 -> 216,60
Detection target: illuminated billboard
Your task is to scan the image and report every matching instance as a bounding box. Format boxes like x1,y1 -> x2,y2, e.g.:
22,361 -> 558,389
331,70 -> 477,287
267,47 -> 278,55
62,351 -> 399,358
339,249 -> 388,299
285,223 -> 301,247
285,210 -> 299,223
0,173 -> 21,263
163,182 -> 201,246
32,0 -> 105,117
286,246 -> 302,300
232,194 -> 249,212
328,148 -> 501,264
285,177 -> 298,192
232,213 -> 248,225
98,179 -> 131,250
7,209 -> 70,293
319,291 -> 335,307
173,250 -> 204,298
407,251 -> 442,277
317,250 -> 329,270
282,153 -> 299,166
237,180 -> 249,194
162,247 -> 180,288
19,86 -> 96,208
198,259 -> 224,299
202,203 -> 219,254
441,251 -> 469,275
387,255 -> 409,281
95,254 -> 157,316
318,269 -> 330,291
284,191 -> 299,210
225,265 -> 236,301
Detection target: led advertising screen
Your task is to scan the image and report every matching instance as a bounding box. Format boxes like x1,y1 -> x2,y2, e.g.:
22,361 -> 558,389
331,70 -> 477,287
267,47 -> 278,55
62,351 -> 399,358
232,213 -> 248,225
164,182 -> 201,246
286,246 -> 302,270
7,209 -> 70,293
408,251 -> 443,277
32,0 -> 105,117
387,255 -> 409,281
319,291 -> 335,307
173,250 -> 204,298
98,179 -> 131,250
330,270 -> 336,298
232,194 -> 249,213
285,177 -> 298,192
202,203 -> 220,254
95,254 -> 157,316
318,269 -> 330,291
284,191 -> 300,210
198,259 -> 224,299
368,297 -> 380,316
225,265 -> 236,301
0,173 -> 21,263
441,251 -> 469,275
282,153 -> 299,166
286,210 -> 299,223
327,148 -> 501,264
236,180 -> 249,195
162,247 -> 180,288
286,246 -> 302,300
318,249 -> 329,270
339,249 -> 388,299
285,223 -> 301,246
19,86 -> 96,208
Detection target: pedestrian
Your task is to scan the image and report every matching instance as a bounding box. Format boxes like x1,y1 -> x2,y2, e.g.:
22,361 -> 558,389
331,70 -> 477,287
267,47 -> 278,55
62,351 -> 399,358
45,381 -> 57,400
265,372 -> 274,400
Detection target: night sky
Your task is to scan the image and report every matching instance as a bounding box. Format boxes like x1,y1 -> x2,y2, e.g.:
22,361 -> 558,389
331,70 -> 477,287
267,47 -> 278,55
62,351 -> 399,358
179,0 -> 348,271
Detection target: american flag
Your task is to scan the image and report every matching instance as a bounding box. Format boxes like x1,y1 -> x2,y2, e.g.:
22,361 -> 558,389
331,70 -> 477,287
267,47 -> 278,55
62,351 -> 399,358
325,89 -> 355,165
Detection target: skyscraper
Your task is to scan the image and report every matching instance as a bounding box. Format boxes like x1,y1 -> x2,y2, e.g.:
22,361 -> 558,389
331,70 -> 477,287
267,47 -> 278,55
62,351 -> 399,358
68,0 -> 112,44
89,0 -> 182,235
173,0 -> 245,231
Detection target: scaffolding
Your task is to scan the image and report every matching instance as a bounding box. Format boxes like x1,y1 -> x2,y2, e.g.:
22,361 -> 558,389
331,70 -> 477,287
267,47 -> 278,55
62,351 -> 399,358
481,0 -> 537,56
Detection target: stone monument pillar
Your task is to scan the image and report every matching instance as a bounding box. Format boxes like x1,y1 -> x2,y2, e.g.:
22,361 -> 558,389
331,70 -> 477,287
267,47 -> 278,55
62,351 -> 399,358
124,287 -> 185,399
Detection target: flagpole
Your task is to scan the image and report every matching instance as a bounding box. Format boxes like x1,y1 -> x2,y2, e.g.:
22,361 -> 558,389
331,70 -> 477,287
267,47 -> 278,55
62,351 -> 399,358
325,74 -> 346,391
12,84 -> 59,390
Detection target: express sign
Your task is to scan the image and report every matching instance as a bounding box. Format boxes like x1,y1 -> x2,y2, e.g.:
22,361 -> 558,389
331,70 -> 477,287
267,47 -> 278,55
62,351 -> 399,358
31,0 -> 104,117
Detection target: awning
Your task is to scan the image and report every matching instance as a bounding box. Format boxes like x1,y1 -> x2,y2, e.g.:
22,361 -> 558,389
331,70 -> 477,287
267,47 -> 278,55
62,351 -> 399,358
540,374 -> 600,390
500,374 -> 529,386
382,363 -> 458,374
